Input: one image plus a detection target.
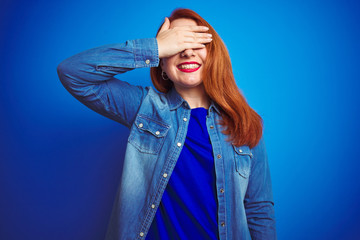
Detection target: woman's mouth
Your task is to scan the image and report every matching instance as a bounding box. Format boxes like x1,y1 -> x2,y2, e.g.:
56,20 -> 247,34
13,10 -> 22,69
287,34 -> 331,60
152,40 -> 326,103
177,62 -> 201,73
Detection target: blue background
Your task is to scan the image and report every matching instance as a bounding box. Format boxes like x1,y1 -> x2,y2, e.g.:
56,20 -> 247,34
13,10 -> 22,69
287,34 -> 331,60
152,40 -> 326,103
1,0 -> 359,239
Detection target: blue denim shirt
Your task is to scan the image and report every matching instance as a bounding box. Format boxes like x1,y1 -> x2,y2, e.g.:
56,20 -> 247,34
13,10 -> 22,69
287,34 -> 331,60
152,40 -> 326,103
57,38 -> 276,240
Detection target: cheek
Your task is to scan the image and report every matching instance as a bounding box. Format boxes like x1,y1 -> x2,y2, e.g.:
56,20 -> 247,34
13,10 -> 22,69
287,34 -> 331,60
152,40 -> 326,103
161,56 -> 176,72
160,60 -> 167,71
199,49 -> 207,62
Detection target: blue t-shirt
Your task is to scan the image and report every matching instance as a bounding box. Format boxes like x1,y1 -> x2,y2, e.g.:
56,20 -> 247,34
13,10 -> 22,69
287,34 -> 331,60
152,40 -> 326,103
146,107 -> 219,240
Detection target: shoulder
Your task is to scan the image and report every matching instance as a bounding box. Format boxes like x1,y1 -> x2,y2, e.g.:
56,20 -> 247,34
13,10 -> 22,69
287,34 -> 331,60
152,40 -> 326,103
250,137 -> 268,163
143,86 -> 169,109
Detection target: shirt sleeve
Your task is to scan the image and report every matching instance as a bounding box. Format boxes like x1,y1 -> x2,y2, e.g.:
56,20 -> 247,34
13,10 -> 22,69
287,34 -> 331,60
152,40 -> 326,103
244,138 -> 277,239
57,38 -> 159,128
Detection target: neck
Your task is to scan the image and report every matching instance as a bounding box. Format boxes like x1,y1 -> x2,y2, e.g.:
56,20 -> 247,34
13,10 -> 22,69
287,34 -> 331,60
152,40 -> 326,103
174,84 -> 210,109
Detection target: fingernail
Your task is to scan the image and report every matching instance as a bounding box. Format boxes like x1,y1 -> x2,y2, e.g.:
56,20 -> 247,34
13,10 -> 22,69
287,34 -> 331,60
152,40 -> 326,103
207,33 -> 212,37
203,26 -> 209,30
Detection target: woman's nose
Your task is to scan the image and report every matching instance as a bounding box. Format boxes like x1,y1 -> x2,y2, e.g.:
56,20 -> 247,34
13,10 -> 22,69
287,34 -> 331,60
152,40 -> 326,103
180,49 -> 195,57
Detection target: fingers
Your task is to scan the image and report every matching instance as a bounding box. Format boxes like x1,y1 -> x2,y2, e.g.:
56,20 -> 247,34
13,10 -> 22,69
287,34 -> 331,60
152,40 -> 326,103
183,43 -> 207,50
197,32 -> 213,38
179,25 -> 209,32
184,32 -> 212,38
182,31 -> 212,44
159,17 -> 170,33
183,36 -> 212,44
156,20 -> 211,58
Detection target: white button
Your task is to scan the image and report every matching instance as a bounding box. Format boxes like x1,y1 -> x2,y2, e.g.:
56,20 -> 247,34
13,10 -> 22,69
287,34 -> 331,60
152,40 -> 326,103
155,131 -> 160,135
183,117 -> 187,122
177,142 -> 182,147
145,59 -> 150,64
163,173 -> 168,178
151,204 -> 156,209
139,123 -> 143,128
140,232 -> 144,237
239,149 -> 243,153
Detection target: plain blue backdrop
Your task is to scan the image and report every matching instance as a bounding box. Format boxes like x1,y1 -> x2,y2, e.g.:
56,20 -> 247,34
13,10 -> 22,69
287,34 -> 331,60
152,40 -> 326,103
1,0 -> 359,239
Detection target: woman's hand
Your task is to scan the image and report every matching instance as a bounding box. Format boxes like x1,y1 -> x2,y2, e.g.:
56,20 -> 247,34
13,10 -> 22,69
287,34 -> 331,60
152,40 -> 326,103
156,17 -> 212,58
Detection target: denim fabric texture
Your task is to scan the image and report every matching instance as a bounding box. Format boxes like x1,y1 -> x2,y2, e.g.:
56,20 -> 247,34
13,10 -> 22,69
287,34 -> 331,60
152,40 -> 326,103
57,38 -> 276,240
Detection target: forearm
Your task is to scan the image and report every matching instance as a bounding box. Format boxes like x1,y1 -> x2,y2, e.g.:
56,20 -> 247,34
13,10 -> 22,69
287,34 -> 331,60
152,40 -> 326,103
244,138 -> 277,239
245,201 -> 276,239
56,38 -> 159,127
57,38 -> 159,86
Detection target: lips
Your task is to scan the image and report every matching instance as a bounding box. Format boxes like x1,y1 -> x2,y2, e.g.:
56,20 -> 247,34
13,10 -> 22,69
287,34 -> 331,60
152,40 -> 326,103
176,61 -> 201,73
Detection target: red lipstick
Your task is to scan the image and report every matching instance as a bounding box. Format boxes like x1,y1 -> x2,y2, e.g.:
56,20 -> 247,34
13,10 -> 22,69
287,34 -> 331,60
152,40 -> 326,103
176,61 -> 201,73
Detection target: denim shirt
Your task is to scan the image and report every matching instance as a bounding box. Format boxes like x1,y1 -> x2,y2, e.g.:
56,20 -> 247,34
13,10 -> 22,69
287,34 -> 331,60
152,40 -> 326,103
57,38 -> 276,240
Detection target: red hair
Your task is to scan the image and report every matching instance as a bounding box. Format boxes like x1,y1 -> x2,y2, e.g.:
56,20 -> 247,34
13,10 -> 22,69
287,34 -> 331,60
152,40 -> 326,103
150,8 -> 263,148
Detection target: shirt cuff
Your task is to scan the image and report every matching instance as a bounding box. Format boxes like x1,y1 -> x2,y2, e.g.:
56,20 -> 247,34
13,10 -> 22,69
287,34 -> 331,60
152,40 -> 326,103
133,38 -> 159,68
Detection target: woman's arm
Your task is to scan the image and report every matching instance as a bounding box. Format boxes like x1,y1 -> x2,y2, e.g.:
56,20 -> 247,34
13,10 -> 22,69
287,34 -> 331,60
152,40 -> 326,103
57,18 -> 211,127
57,38 -> 159,128
244,138 -> 277,239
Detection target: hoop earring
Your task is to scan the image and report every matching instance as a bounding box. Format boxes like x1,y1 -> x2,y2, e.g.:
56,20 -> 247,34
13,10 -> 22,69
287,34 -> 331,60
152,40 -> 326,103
161,71 -> 169,81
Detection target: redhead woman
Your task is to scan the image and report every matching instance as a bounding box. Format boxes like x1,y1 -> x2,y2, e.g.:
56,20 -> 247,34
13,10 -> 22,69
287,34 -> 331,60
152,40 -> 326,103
57,8 -> 276,240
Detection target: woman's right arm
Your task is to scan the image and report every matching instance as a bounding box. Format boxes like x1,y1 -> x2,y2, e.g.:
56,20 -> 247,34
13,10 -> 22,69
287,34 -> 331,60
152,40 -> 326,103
57,18 -> 211,127
57,38 -> 159,128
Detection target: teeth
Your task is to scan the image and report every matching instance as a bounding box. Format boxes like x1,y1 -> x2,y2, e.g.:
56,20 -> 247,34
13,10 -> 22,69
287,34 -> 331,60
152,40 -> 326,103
178,64 -> 200,69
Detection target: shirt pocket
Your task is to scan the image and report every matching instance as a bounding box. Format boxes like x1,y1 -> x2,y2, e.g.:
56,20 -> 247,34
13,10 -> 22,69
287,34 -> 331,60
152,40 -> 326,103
128,115 -> 170,155
233,145 -> 253,178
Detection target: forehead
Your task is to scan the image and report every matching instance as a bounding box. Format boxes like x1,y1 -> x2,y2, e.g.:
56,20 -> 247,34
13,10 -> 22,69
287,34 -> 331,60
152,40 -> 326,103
170,18 -> 197,28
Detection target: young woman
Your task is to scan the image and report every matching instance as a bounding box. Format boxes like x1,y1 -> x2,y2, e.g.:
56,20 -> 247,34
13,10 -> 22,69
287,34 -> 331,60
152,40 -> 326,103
57,8 -> 276,240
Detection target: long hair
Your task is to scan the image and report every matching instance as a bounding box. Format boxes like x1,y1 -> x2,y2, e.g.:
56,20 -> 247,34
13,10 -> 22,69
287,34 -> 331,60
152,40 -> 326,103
150,8 -> 263,148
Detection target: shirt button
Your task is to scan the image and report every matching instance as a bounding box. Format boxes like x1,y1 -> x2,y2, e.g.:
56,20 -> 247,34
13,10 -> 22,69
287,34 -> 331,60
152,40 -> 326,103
145,59 -> 150,64
151,204 -> 156,209
220,188 -> 224,193
155,131 -> 160,135
139,232 -> 144,237
139,123 -> 143,128
221,222 -> 225,227
183,117 -> 187,122
210,125 -> 214,129
177,142 -> 182,147
239,149 -> 243,153
217,154 -> 222,159
163,173 -> 168,178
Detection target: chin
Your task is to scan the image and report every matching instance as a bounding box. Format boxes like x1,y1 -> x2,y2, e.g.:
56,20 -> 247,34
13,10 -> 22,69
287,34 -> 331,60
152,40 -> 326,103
178,81 -> 203,89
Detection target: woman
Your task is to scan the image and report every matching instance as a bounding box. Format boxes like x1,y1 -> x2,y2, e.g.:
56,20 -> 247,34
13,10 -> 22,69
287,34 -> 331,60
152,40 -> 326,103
57,8 -> 276,240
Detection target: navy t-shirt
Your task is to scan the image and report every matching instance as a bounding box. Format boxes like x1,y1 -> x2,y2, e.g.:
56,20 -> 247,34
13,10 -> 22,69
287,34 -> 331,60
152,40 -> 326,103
146,107 -> 219,240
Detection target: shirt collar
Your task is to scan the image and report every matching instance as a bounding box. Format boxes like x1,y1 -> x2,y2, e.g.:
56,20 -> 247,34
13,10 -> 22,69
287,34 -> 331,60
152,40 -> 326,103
166,87 -> 221,114
166,87 -> 185,110
209,102 -> 221,115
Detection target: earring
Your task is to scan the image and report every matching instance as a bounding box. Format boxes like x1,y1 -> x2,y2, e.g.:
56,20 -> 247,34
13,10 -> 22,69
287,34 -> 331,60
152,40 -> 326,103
161,71 -> 169,81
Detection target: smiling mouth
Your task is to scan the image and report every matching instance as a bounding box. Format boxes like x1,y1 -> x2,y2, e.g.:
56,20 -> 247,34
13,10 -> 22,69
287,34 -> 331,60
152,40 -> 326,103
177,62 -> 201,73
